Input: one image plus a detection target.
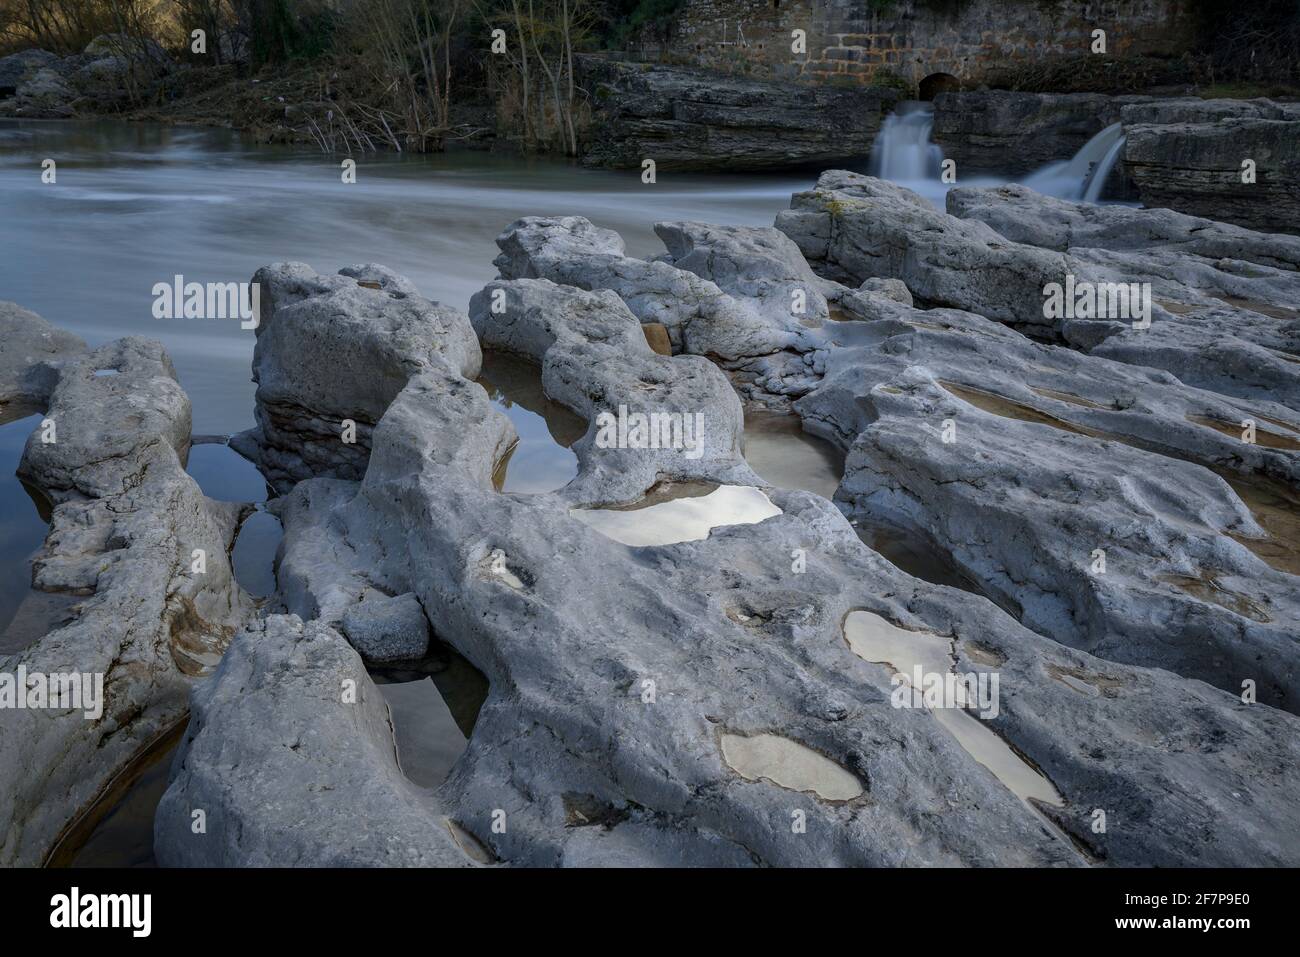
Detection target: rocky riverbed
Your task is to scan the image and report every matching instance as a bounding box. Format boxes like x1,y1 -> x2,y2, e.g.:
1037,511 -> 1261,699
2,164 -> 1297,867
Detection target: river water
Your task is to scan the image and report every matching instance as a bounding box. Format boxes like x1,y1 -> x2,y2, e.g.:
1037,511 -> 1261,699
0,119 -> 807,434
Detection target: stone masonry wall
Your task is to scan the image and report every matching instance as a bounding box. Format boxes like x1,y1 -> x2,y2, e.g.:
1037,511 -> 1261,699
643,0 -> 1195,91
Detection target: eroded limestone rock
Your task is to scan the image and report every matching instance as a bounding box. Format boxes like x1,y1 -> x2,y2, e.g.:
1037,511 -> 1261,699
232,262 -> 481,492
0,332 -> 252,866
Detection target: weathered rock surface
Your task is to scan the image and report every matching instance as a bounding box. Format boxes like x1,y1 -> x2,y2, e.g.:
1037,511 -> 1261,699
232,262 -> 481,492
468,277 -> 756,502
1121,99 -> 1300,235
818,367 -> 1300,710
493,216 -> 835,402
0,68 -> 75,118
579,57 -> 898,171
944,183 -> 1300,408
0,301 -> 86,407
1119,97 -> 1300,127
340,591 -> 432,664
932,91 -> 1140,175
947,183 -> 1300,269
154,614 -> 471,867
777,172 -> 1300,410
156,260 -> 1300,868
0,329 -> 252,866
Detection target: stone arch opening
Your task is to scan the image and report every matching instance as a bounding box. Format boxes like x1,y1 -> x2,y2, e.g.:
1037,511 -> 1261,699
918,72 -> 961,101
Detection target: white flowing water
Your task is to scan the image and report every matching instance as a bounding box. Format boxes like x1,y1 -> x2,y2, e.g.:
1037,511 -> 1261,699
869,102 -> 946,182
870,102 -> 1127,208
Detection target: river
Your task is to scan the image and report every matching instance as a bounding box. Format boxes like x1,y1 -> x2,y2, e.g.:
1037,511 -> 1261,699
0,118 -> 809,435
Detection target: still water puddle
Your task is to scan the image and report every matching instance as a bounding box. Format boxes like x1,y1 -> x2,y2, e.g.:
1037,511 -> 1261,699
1219,472 -> 1300,578
47,720 -> 186,868
1029,386 -> 1108,410
0,407 -> 76,655
375,678 -> 467,789
843,610 -> 1064,809
371,643 -> 490,789
1214,296 -> 1300,321
853,523 -> 990,597
570,484 -> 782,547
941,381 -> 1098,437
743,411 -> 843,500
477,351 -> 585,494
185,440 -> 273,501
719,732 -> 863,801
1187,415 -> 1300,451
184,441 -> 281,599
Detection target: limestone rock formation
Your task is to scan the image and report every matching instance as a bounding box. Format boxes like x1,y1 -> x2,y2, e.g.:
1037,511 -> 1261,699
777,171 -> 1300,410
931,91 -> 1140,174
0,301 -> 86,407
1120,100 -> 1300,235
231,262 -> 481,492
0,327 -> 252,866
153,256 -> 1300,868
579,58 -> 899,171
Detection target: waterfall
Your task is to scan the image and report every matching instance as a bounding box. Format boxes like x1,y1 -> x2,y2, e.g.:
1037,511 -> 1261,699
1081,125 -> 1126,202
870,101 -> 945,182
867,106 -> 1127,206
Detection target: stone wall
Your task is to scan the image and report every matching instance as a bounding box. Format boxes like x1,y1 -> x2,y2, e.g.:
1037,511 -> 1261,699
643,0 -> 1196,92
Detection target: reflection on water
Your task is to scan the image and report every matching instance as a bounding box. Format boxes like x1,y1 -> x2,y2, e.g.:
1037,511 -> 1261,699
47,720 -> 187,868
0,119 -> 806,435
570,484 -> 782,547
370,640 -> 490,788
232,509 -> 281,599
185,440 -> 272,501
843,610 -> 1063,809
743,411 -> 843,500
184,441 -> 281,598
720,732 -> 863,801
375,678 -> 467,789
477,351 -> 585,494
0,408 -> 76,654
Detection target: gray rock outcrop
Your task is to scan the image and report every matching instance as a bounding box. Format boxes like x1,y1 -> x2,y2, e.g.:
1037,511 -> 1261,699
231,262 -> 481,492
0,301 -> 86,407
154,614 -> 471,867
340,592 -> 432,664
1120,99 -> 1300,235
154,257 -> 1300,868
0,49 -> 59,94
579,57 -> 898,171
931,91 -> 1141,174
777,171 -> 1300,410
0,327 -> 253,866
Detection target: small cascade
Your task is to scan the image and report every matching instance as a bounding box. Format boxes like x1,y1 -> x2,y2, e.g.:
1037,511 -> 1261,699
1081,124 -> 1126,202
868,106 -> 1127,206
870,101 -> 946,182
